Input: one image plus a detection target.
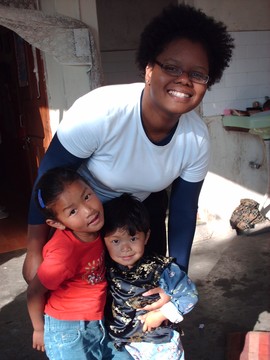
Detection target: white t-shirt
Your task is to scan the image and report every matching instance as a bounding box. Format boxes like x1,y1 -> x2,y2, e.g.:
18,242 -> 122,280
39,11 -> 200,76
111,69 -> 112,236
57,83 -> 210,202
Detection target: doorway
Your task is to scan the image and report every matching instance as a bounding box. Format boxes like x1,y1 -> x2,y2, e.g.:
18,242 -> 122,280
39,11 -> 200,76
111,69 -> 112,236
0,26 -> 51,253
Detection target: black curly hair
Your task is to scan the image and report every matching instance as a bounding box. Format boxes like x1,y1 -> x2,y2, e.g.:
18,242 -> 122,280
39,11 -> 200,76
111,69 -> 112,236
136,4 -> 234,87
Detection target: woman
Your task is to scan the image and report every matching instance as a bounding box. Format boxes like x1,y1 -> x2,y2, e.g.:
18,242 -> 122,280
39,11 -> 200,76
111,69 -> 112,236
23,3 -> 234,283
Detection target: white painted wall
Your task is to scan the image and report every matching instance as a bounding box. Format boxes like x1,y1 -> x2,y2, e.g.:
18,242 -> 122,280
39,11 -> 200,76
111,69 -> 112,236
39,0 -> 100,135
203,31 -> 270,116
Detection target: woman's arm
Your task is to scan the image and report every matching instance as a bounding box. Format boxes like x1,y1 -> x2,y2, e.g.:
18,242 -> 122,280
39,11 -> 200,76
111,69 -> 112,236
168,177 -> 204,272
23,134 -> 84,283
22,224 -> 50,284
27,274 -> 49,352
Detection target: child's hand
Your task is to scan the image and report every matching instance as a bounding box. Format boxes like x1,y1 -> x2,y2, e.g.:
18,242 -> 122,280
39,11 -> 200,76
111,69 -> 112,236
138,287 -> 171,311
138,310 -> 167,332
32,329 -> 45,352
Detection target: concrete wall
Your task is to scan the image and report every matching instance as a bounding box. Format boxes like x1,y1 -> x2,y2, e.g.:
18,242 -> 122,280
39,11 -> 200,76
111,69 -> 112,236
199,118 -> 269,222
97,0 -> 177,85
193,0 -> 270,31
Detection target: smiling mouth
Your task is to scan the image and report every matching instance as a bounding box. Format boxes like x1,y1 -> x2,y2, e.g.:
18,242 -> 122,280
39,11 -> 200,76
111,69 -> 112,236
121,255 -> 134,261
168,90 -> 191,98
88,213 -> 99,226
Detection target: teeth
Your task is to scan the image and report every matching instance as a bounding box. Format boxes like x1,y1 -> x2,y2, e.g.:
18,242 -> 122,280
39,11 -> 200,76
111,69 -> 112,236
168,90 -> 190,98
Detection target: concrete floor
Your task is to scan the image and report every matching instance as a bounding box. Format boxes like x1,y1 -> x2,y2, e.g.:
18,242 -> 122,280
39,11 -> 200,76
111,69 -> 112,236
0,220 -> 270,360
183,221 -> 270,360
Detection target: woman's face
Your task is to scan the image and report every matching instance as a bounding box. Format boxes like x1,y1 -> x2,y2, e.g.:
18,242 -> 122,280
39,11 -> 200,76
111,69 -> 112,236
145,38 -> 209,118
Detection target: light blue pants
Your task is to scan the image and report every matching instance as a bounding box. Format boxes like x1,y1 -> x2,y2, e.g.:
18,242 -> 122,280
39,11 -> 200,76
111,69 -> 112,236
125,329 -> 184,360
44,315 -> 133,360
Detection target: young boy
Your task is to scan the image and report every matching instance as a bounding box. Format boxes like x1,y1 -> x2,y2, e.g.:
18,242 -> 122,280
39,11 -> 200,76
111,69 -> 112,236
102,193 -> 198,360
27,168 -> 132,360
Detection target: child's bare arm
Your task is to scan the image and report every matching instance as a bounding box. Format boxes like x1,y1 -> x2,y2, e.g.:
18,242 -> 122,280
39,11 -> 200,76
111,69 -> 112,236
27,274 -> 48,352
139,287 -> 171,311
138,310 -> 167,332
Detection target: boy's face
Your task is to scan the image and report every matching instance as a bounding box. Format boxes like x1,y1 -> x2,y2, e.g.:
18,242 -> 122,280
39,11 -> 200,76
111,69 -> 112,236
47,179 -> 104,242
104,228 -> 150,269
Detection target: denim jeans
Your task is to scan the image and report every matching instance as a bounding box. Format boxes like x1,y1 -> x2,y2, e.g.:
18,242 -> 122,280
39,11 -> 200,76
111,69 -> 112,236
44,315 -> 133,360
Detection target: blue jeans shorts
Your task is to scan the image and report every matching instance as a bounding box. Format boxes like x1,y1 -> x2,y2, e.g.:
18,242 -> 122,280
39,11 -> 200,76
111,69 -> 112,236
44,315 -> 133,360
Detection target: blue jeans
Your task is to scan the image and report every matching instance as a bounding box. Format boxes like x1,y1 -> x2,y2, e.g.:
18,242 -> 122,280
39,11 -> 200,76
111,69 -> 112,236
44,315 -> 133,360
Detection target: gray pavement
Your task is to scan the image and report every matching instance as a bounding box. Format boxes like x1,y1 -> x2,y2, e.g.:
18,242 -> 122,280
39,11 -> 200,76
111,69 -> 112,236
0,220 -> 270,360
183,221 -> 270,360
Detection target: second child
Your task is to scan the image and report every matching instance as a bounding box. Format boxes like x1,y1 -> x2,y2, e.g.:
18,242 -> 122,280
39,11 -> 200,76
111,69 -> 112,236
102,194 -> 198,360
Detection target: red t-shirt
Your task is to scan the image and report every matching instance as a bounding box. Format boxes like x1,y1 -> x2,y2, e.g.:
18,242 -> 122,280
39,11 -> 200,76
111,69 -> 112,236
38,229 -> 107,321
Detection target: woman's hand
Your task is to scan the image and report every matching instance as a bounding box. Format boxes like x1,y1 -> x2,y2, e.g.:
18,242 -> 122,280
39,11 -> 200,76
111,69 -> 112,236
139,287 -> 170,311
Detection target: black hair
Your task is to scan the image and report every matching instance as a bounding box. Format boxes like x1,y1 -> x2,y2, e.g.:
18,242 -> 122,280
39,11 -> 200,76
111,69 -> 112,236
136,3 -> 234,87
35,167 -> 86,219
102,193 -> 150,237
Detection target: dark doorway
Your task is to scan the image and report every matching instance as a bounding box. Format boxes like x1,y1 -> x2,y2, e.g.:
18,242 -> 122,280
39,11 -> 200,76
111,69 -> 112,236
0,26 -> 51,253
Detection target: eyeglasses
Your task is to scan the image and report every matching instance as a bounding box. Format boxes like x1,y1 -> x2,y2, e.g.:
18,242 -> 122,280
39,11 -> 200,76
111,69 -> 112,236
154,60 -> 209,85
